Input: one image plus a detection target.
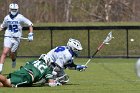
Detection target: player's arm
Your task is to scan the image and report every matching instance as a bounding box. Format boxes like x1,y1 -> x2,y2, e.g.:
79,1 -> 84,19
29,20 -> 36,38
21,15 -> 34,41
64,62 -> 77,70
0,24 -> 5,31
0,17 -> 7,31
65,61 -> 87,71
0,23 -> 3,31
29,25 -> 33,33
28,25 -> 33,41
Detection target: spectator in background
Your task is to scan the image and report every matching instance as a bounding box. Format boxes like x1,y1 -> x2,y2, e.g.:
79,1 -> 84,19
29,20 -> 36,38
0,3 -> 33,73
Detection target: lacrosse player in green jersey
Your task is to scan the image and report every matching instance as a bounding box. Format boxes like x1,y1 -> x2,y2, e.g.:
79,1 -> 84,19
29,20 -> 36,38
0,54 -> 61,87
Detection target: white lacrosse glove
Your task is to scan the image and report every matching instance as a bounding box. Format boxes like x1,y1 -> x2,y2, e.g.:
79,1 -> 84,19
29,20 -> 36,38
28,32 -> 33,41
76,65 -> 87,71
48,80 -> 62,87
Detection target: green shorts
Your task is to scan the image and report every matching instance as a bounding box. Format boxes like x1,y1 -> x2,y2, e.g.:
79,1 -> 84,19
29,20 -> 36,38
7,67 -> 33,87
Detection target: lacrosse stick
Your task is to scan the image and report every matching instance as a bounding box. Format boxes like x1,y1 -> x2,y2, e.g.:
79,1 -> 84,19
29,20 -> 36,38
33,74 -> 69,86
20,37 -> 28,40
4,36 -> 28,40
84,31 -> 114,66
20,37 -> 34,42
55,74 -> 69,82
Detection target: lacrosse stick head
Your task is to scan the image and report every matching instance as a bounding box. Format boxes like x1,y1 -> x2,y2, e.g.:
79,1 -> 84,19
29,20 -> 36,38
103,31 -> 114,44
55,74 -> 69,85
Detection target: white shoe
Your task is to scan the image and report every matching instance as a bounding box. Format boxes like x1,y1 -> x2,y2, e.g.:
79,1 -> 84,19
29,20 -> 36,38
12,61 -> 16,68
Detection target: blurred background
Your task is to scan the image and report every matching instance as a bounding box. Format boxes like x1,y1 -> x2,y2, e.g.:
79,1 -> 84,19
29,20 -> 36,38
0,0 -> 140,58
0,0 -> 139,23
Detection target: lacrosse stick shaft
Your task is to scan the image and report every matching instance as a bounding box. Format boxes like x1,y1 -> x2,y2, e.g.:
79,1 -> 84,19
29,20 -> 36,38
55,74 -> 67,81
85,59 -> 91,66
85,31 -> 113,66
4,36 -> 28,40
20,37 -> 28,40
85,43 -> 104,66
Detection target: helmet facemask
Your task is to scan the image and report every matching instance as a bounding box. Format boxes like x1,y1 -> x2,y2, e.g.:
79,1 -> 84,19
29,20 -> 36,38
9,3 -> 19,16
10,9 -> 18,15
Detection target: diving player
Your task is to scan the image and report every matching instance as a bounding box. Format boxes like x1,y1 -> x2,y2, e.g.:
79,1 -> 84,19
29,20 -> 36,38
0,54 -> 60,87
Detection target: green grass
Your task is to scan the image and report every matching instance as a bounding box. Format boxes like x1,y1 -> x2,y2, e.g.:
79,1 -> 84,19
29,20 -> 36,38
0,58 -> 140,93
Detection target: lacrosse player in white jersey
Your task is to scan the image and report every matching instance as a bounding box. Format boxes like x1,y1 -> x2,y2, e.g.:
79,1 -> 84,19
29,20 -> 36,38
0,3 -> 33,73
39,38 -> 87,85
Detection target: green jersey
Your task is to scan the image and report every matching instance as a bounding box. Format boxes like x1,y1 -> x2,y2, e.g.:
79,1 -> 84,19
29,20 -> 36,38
7,58 -> 53,87
23,59 -> 53,82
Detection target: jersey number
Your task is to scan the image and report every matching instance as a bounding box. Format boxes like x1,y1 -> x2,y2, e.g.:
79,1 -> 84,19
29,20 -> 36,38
54,46 -> 65,52
9,25 -> 18,32
33,60 -> 48,74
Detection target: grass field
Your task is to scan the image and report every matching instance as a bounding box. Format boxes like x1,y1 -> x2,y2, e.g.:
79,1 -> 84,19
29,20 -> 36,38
0,58 -> 140,93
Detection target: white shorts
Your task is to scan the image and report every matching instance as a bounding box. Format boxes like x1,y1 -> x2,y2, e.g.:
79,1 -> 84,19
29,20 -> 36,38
4,37 -> 20,52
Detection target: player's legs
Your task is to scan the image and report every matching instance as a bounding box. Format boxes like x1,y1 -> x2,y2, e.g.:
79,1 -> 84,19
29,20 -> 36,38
7,67 -> 33,87
0,47 -> 11,73
10,38 -> 20,68
10,51 -> 17,68
0,47 -> 10,64
0,37 -> 12,73
0,74 -> 12,87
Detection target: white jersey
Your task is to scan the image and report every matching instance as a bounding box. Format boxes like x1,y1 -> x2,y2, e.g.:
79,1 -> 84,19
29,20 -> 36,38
46,46 -> 74,68
1,14 -> 33,38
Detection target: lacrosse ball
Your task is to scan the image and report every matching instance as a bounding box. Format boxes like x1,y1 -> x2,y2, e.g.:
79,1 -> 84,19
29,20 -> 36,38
130,38 -> 134,42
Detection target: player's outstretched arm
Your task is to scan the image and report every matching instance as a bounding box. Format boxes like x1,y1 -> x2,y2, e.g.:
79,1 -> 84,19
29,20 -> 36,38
66,62 -> 87,71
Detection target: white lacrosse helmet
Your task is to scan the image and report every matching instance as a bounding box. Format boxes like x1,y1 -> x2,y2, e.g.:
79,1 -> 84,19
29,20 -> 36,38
67,38 -> 83,51
9,3 -> 19,15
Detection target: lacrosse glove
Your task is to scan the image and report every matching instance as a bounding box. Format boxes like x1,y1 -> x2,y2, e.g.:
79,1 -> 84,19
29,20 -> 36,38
28,32 -> 33,41
76,65 -> 87,71
48,81 -> 62,87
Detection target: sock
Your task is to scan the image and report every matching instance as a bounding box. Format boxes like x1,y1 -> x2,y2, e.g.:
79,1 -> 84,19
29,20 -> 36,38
0,64 -> 3,73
